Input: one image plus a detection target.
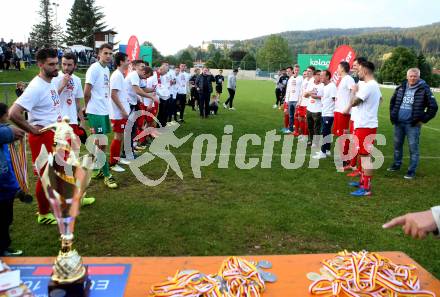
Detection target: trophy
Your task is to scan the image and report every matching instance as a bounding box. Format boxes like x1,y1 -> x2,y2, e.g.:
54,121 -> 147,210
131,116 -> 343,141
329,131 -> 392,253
37,117 -> 92,297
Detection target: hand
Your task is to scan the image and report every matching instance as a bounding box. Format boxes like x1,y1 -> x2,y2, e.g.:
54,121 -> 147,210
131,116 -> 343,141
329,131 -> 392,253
31,125 -> 42,135
11,126 -> 25,140
342,107 -> 350,115
122,111 -> 129,119
383,210 -> 438,239
62,73 -> 71,88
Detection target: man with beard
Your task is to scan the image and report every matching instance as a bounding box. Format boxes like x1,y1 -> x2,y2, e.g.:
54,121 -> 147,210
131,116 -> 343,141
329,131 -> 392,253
52,52 -> 88,144
9,48 -> 62,225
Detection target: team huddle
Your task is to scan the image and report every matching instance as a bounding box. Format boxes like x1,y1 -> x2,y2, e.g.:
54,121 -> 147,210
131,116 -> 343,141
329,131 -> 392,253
276,58 -> 382,197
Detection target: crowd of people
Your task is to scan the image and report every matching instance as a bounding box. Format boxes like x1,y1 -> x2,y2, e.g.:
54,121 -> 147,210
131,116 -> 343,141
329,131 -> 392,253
275,58 -> 438,195
0,44 -> 242,256
0,39 -> 35,71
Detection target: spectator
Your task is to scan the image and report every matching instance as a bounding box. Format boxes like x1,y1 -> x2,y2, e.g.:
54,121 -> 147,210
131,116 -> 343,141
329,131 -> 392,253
0,102 -> 25,256
388,68 -> 438,179
0,45 -> 4,71
15,82 -> 25,98
210,94 -> 219,115
4,46 -> 11,70
196,67 -> 213,118
224,69 -> 238,110
14,46 -> 23,71
23,44 -> 31,65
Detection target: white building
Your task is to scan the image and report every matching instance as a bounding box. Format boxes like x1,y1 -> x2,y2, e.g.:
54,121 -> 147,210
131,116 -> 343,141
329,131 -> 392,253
201,40 -> 237,51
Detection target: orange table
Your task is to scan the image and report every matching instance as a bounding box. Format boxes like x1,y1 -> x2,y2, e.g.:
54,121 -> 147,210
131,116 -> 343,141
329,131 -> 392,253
3,252 -> 439,296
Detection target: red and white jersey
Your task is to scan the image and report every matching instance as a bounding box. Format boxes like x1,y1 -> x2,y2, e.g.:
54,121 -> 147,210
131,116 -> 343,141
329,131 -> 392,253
285,75 -> 303,102
354,79 -> 381,129
299,77 -> 311,107
321,82 -> 337,117
52,72 -> 83,124
306,80 -> 324,113
349,80 -> 365,126
15,76 -> 61,127
109,69 -> 130,120
125,71 -> 141,105
335,74 -> 355,113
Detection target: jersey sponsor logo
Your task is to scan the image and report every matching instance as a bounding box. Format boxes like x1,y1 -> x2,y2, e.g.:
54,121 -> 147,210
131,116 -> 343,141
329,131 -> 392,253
67,98 -> 73,105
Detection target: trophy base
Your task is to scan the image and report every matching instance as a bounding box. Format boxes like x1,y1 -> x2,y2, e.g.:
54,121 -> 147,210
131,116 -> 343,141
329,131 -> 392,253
48,270 -> 91,297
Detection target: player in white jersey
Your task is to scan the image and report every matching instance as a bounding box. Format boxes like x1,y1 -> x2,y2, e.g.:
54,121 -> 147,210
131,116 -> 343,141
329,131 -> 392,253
296,67 -> 314,136
313,70 -> 337,159
304,70 -> 324,146
52,52 -> 87,144
10,48 -> 93,224
343,61 -> 382,197
176,63 -> 190,122
84,43 -> 116,188
108,52 -> 130,173
284,65 -> 303,133
346,57 -> 368,176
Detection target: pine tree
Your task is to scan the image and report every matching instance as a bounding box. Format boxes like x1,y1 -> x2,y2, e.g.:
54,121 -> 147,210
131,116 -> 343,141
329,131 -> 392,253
30,0 -> 63,48
65,0 -> 107,47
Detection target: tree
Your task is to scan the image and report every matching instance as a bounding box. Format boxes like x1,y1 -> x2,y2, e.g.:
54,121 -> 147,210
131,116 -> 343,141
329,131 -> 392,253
229,50 -> 247,62
240,53 -> 256,70
417,53 -> 433,85
30,0 -> 63,48
163,55 -> 178,66
380,47 -> 418,84
178,50 -> 194,68
256,35 -> 291,71
65,0 -> 107,47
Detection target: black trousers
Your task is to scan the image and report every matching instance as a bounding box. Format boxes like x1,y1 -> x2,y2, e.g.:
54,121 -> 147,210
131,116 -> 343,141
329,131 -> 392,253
167,97 -> 177,122
158,98 -> 170,127
275,88 -> 282,105
199,93 -> 210,117
0,198 -> 14,255
190,88 -> 198,110
307,111 -> 322,143
225,88 -> 235,108
176,93 -> 187,120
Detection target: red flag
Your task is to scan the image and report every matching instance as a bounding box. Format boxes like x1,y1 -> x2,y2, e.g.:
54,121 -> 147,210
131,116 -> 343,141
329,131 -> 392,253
328,45 -> 356,86
126,35 -> 140,62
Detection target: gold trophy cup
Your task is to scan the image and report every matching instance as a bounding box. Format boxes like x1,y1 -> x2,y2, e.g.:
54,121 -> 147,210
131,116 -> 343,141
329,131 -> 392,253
38,118 -> 92,297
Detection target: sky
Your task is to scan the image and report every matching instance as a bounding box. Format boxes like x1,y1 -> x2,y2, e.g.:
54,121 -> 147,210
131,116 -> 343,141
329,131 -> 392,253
1,0 -> 439,55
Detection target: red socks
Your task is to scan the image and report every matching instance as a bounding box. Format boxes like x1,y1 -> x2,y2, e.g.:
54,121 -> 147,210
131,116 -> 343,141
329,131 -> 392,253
110,139 -> 122,166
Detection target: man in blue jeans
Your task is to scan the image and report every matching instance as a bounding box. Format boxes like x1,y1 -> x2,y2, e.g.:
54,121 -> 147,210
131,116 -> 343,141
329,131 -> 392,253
388,68 -> 438,179
284,65 -> 303,133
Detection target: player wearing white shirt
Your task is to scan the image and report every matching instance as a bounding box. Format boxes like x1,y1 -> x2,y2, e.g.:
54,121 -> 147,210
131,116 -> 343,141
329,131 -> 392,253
9,48 -> 65,224
334,61 -> 356,170
134,66 -> 155,148
313,70 -> 337,159
297,67 -> 314,136
52,53 -> 87,144
108,52 -> 130,173
168,68 -> 178,124
304,70 -> 324,146
84,43 -> 116,188
176,63 -> 190,122
343,61 -> 381,197
125,60 -> 157,152
347,57 -> 369,176
156,63 -> 172,127
284,65 -> 303,133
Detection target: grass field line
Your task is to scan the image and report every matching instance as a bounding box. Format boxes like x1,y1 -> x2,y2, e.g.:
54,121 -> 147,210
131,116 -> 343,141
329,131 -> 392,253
377,114 -> 440,132
137,152 -> 440,159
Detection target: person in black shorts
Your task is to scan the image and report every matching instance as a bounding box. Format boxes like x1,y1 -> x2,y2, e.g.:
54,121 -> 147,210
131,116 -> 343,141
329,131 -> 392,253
214,69 -> 225,102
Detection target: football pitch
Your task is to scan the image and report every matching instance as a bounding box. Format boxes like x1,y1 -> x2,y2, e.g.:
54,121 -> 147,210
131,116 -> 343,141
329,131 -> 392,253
5,78 -> 440,278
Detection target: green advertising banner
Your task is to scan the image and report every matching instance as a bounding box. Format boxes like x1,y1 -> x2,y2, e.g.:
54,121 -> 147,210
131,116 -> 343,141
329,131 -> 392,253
297,54 -> 332,71
140,46 -> 153,66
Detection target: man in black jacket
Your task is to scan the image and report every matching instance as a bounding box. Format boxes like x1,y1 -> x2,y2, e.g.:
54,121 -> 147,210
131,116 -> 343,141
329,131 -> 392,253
388,68 -> 438,179
196,67 -> 213,118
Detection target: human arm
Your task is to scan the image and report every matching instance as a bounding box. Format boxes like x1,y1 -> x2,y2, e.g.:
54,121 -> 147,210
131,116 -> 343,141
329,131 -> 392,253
8,103 -> 41,134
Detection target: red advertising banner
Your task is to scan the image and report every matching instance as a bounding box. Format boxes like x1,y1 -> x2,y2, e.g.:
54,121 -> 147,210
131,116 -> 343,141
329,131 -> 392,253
126,35 -> 140,61
328,45 -> 356,86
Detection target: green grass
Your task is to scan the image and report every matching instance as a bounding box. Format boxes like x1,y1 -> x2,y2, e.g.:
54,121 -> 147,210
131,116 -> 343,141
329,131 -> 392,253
2,67 -> 440,278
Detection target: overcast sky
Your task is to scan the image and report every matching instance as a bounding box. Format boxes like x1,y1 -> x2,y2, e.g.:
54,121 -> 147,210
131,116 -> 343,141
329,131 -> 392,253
1,0 -> 439,55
